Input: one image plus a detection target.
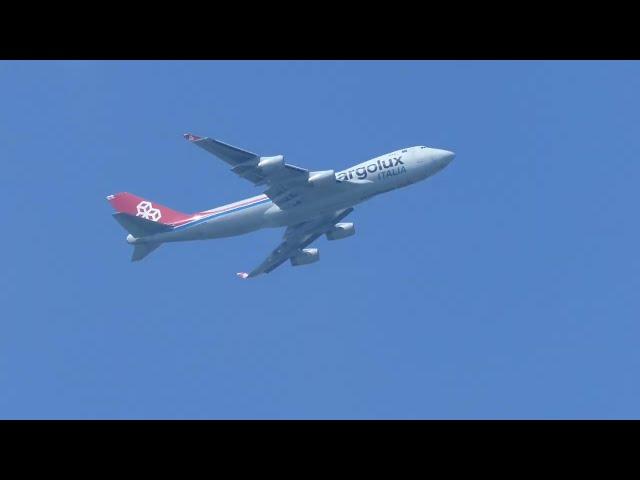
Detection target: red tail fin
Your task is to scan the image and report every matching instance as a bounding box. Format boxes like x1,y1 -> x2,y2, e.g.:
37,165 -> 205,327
106,192 -> 193,226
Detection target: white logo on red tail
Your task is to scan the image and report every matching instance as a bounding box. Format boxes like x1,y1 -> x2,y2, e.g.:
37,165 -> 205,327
136,201 -> 162,222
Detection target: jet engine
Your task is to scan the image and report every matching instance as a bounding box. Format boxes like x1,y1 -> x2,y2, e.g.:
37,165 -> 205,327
308,170 -> 335,187
326,222 -> 355,241
257,155 -> 284,174
290,248 -> 319,266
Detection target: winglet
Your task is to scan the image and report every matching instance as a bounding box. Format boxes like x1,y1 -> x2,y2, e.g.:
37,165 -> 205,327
236,272 -> 250,279
184,133 -> 202,142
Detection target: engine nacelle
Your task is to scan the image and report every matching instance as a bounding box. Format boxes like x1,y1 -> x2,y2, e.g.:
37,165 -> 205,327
290,248 -> 319,267
308,170 -> 335,187
326,222 -> 355,241
257,155 -> 284,174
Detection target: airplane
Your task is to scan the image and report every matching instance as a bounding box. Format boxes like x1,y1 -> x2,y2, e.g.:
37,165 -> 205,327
107,133 -> 454,279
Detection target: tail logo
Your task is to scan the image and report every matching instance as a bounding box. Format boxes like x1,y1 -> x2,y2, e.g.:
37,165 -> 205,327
136,201 -> 162,222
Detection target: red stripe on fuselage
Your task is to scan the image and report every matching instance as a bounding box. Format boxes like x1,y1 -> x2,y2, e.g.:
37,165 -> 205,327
168,195 -> 269,227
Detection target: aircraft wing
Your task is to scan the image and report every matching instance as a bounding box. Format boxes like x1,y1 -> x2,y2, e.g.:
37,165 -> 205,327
184,133 -> 356,209
237,208 -> 354,279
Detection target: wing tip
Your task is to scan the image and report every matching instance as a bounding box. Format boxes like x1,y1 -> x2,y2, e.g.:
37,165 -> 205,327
184,133 -> 203,142
236,272 -> 250,279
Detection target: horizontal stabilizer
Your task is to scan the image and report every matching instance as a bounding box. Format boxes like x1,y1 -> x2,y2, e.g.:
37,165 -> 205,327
112,212 -> 173,238
132,243 -> 161,262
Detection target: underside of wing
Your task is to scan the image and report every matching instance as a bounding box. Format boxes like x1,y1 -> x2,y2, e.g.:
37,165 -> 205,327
184,133 -> 258,164
184,133 -> 308,187
184,133 -> 352,210
237,208 -> 354,279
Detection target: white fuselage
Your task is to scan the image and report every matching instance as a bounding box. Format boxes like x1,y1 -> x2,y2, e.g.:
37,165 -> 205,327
137,146 -> 454,244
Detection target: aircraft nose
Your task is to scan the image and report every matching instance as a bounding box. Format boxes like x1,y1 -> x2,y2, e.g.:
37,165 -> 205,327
438,149 -> 455,165
431,148 -> 454,169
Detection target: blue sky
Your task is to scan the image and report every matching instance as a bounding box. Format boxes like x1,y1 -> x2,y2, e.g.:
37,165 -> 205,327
1,61 -> 638,418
